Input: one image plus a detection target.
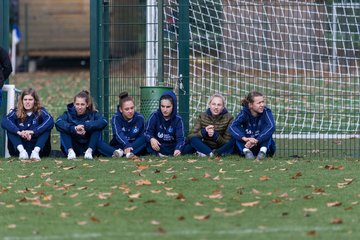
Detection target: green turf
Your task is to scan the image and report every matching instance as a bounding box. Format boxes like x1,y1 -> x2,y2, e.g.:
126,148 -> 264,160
1,155 -> 360,239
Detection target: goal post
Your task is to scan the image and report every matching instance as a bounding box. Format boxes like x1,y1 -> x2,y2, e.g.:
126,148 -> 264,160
160,0 -> 360,146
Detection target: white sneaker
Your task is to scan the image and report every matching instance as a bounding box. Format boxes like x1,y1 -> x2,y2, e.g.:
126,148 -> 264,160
84,150 -> 93,160
112,148 -> 124,158
19,150 -> 29,160
67,150 -> 76,160
126,152 -> 135,159
30,151 -> 41,160
158,153 -> 167,158
196,151 -> 207,157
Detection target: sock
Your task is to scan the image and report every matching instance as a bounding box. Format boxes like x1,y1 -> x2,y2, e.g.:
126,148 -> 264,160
33,146 -> 41,153
85,148 -> 93,154
260,147 -> 267,153
17,145 -> 25,152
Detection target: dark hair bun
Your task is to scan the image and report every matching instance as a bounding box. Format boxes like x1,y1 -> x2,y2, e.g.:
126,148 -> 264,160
119,91 -> 129,100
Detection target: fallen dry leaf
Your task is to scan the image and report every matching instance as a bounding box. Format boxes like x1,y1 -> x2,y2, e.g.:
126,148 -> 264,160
331,218 -> 343,224
187,159 -> 197,163
151,189 -> 162,194
70,193 -> 79,198
90,216 -> 100,223
98,202 -> 110,207
213,207 -> 226,213
193,215 -> 210,221
290,172 -> 302,179
259,175 -> 270,181
195,201 -> 204,206
77,221 -> 87,225
7,224 -> 16,229
203,172 -> 211,178
136,179 -> 151,186
124,206 -> 137,211
128,192 -> 141,199
303,208 -> 318,212
223,209 -> 245,216
151,220 -> 160,225
60,212 -> 70,219
85,179 -> 96,183
98,192 -> 112,200
327,201 -> 342,207
241,201 -> 260,207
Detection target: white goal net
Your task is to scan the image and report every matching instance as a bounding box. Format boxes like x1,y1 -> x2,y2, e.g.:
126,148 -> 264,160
160,0 -> 359,139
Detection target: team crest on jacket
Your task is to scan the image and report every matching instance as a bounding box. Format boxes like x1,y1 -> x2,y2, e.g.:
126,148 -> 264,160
157,132 -> 164,139
168,126 -> 173,133
133,126 -> 139,133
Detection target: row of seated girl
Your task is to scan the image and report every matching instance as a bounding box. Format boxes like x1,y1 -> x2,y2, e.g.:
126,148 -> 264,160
1,88 -> 275,161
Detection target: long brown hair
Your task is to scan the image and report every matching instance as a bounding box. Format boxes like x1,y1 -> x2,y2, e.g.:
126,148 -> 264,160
241,91 -> 263,107
16,88 -> 42,122
74,90 -> 97,112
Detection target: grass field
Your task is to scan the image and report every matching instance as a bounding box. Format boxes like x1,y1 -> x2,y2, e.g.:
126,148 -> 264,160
1,155 -> 360,240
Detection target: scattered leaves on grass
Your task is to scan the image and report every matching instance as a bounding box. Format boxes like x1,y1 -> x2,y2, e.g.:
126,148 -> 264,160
241,201 -> 260,207
86,179 -> 96,183
32,199 -> 52,208
327,201 -> 342,207
337,178 -> 353,188
40,172 -> 54,178
77,221 -> 87,226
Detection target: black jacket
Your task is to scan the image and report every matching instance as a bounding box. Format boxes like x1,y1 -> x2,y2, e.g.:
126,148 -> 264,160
0,46 -> 12,88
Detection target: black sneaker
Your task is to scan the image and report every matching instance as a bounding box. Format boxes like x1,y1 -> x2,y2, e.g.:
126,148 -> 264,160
256,151 -> 266,161
244,151 -> 255,160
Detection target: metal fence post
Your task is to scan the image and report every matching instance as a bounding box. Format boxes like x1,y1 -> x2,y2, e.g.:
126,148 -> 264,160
90,0 -> 103,113
178,0 -> 190,135
0,0 -> 10,157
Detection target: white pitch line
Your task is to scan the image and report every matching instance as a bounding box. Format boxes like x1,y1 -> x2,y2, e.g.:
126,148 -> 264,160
3,225 -> 344,240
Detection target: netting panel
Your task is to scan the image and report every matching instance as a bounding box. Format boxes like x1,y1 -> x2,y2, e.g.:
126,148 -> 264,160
163,0 -> 360,138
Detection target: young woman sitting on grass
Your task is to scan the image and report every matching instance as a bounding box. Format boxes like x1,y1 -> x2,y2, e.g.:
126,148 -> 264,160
187,93 -> 234,157
108,91 -> 146,159
229,91 -> 276,160
1,88 -> 54,160
144,90 -> 188,157
55,90 -> 122,160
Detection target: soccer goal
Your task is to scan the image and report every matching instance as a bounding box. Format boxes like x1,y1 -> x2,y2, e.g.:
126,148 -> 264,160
2,84 -> 21,158
158,0 -> 360,143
